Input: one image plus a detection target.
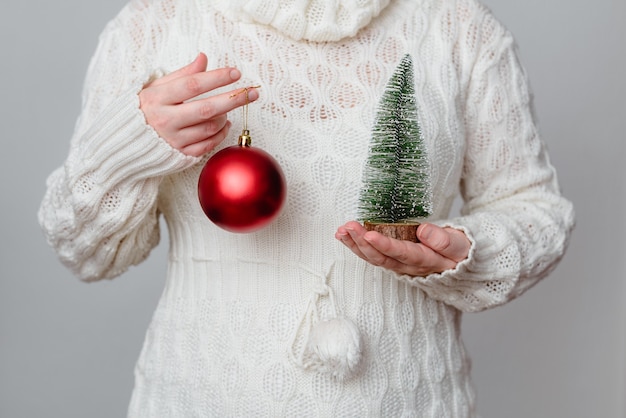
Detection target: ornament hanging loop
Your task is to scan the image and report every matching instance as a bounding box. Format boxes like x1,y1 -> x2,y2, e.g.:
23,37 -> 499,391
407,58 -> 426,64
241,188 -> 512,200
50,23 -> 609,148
230,86 -> 261,147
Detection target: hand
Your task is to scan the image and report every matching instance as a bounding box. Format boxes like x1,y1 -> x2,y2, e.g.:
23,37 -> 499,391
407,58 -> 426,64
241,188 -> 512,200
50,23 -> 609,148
335,221 -> 471,277
139,53 -> 259,157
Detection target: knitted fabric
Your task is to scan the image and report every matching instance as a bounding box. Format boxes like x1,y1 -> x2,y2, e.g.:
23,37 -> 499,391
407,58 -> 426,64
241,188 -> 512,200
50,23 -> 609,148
38,0 -> 575,416
211,0 -> 391,42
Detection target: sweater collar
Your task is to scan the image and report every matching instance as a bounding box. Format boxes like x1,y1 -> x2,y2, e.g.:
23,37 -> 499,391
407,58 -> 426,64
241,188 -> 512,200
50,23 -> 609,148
211,0 -> 392,42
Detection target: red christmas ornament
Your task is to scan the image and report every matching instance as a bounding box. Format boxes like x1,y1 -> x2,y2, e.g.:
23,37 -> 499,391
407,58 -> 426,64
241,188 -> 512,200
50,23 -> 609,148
198,129 -> 286,233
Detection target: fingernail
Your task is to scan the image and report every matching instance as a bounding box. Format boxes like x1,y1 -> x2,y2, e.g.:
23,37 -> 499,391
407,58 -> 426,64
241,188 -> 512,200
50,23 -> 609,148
230,68 -> 241,80
247,88 -> 259,101
363,234 -> 373,243
419,224 -> 432,241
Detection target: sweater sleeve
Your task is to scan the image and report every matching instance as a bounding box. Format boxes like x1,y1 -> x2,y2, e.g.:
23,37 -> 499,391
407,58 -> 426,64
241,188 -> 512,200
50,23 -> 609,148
38,2 -> 199,281
400,9 -> 575,312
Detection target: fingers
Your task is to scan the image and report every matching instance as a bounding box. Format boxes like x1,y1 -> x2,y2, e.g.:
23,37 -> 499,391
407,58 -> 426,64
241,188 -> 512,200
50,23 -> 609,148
336,222 -> 432,275
180,120 -> 232,157
156,67 -> 243,104
142,65 -> 242,108
417,223 -> 471,263
148,52 -> 209,88
361,228 -> 455,274
139,53 -> 261,156
335,221 -> 370,260
175,87 -> 258,128
173,114 -> 228,149
147,86 -> 258,154
336,221 -> 470,276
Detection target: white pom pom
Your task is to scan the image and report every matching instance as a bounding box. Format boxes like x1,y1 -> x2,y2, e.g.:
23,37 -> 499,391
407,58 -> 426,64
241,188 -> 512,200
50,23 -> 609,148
303,316 -> 362,381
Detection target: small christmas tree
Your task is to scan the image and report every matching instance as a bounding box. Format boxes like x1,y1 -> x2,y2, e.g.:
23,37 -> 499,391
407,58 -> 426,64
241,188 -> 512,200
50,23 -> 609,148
358,54 -> 432,240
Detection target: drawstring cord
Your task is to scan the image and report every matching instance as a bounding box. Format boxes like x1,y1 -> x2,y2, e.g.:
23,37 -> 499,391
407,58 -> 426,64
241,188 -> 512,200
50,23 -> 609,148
287,263 -> 363,380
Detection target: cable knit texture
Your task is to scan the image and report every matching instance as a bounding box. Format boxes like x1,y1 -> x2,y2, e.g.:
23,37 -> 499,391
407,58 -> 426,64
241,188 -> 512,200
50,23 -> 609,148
212,0 -> 391,42
38,0 -> 575,416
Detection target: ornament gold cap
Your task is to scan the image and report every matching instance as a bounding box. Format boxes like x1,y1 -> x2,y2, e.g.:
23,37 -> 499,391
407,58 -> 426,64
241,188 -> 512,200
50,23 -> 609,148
238,129 -> 252,147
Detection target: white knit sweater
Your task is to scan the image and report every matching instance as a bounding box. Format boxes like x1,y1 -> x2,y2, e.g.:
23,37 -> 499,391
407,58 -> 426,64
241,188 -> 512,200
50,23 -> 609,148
39,0 -> 575,416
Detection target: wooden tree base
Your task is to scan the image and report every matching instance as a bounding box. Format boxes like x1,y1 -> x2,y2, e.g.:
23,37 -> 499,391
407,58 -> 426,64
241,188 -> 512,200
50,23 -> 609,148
363,221 -> 421,243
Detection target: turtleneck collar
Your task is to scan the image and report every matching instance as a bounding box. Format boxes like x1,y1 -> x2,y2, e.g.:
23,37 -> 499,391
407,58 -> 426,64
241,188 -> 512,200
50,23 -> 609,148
211,0 -> 392,42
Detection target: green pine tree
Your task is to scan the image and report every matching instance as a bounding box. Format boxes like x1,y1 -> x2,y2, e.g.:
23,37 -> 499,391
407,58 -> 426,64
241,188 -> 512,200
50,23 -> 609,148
358,54 -> 432,223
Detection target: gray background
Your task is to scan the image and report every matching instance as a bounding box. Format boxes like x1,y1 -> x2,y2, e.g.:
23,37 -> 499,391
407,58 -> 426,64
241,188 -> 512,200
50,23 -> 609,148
1,0 -> 624,417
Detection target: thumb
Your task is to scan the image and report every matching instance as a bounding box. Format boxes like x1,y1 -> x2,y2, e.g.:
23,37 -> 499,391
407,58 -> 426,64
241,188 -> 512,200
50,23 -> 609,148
417,223 -> 471,263
150,52 -> 208,86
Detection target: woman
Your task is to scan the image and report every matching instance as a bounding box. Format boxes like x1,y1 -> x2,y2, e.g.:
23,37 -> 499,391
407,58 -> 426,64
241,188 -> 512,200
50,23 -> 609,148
39,0 -> 575,415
